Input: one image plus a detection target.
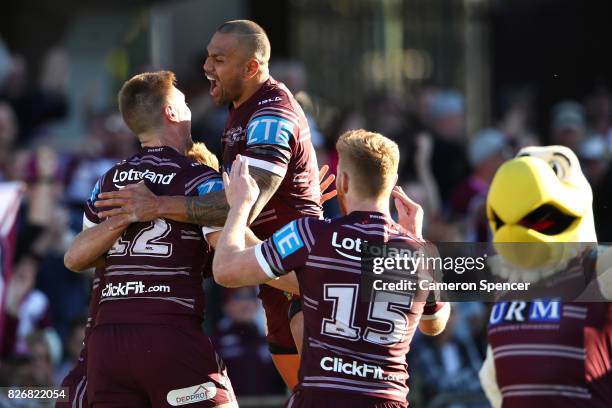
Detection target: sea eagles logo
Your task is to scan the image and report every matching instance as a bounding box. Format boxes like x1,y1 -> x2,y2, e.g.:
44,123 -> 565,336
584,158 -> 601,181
223,126 -> 245,146
331,232 -> 362,261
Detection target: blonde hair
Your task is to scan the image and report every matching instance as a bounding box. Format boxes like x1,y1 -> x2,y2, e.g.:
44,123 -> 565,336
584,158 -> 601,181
336,129 -> 399,198
118,71 -> 176,135
187,142 -> 219,171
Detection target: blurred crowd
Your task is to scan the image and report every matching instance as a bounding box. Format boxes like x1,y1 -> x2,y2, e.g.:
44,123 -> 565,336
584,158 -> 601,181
1,35 -> 611,407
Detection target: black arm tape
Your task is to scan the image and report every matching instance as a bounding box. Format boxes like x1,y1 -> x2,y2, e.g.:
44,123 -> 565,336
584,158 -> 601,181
288,297 -> 302,321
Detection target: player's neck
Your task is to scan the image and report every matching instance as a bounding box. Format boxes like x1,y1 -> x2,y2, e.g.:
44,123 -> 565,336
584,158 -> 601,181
346,198 -> 391,217
233,71 -> 270,109
139,132 -> 187,155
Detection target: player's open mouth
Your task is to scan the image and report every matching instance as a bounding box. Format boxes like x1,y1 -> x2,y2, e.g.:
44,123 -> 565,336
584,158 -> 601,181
206,74 -> 219,97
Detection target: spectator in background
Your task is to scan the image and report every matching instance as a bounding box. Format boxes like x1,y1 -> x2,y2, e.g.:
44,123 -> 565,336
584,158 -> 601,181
427,90 -> 470,204
0,102 -> 17,181
550,100 -> 587,152
64,111 -> 138,204
581,135 -> 612,241
496,86 -> 540,150
0,48 -> 68,146
450,129 -> 511,241
211,287 -> 286,397
583,85 -> 611,138
409,308 -> 486,408
271,60 -> 325,150
54,315 -> 86,385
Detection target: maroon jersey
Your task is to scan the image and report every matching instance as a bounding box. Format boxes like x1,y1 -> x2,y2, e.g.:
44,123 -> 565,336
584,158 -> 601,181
488,250 -> 612,407
222,77 -> 322,348
255,211 -> 447,403
84,146 -> 223,327
221,77 -> 321,233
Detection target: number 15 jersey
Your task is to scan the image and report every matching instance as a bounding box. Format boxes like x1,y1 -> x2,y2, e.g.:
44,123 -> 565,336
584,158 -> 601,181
254,211 -> 447,403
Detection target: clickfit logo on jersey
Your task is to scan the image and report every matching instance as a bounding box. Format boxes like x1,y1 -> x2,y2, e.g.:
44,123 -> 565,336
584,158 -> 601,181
112,169 -> 176,185
101,281 -> 170,297
320,357 -> 384,379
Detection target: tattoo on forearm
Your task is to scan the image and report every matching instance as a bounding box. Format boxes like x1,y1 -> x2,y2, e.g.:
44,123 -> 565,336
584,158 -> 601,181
184,167 -> 282,227
185,191 -> 230,226
248,167 -> 283,225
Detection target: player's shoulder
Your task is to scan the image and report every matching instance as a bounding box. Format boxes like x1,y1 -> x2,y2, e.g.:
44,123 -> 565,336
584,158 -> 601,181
252,78 -> 301,117
181,160 -> 222,196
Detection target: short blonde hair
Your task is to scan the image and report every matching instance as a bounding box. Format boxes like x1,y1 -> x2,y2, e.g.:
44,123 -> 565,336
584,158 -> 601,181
118,71 -> 176,135
336,129 -> 399,198
187,142 -> 219,171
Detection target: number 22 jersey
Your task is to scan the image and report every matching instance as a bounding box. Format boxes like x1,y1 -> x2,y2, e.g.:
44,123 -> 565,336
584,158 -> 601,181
84,146 -> 223,327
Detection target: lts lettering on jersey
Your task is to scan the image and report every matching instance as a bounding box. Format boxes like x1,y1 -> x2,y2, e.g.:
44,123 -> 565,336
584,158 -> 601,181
83,146 -> 223,327
254,211 -> 446,402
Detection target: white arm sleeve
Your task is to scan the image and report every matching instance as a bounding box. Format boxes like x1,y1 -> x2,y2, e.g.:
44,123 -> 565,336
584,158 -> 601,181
479,345 -> 502,408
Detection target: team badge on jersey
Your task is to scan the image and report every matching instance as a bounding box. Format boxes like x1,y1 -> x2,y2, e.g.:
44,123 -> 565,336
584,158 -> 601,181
246,115 -> 294,148
272,220 -> 304,258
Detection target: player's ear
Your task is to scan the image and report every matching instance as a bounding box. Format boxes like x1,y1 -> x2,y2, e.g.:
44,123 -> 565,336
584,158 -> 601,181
340,171 -> 349,194
244,58 -> 260,79
163,104 -> 179,123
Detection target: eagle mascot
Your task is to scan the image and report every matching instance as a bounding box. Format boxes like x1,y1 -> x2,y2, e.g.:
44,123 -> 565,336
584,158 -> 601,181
478,145 -> 612,408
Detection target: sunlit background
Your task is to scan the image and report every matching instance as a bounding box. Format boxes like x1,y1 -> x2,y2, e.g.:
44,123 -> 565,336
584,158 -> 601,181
1,0 -> 611,406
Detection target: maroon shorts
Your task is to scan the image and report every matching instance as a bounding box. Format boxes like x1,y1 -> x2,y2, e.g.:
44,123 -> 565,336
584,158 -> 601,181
87,324 -> 236,407
258,285 -> 298,353
285,389 -> 408,408
56,357 -> 88,408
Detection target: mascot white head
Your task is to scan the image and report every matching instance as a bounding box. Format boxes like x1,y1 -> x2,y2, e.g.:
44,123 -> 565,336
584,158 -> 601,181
486,145 -> 597,277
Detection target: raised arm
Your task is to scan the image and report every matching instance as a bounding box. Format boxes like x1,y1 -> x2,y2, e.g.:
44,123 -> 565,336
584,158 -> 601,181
212,156 -> 276,287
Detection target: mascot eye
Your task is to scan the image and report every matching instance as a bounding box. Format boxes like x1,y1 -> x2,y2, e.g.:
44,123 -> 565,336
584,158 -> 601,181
549,159 -> 565,178
491,210 -> 504,231
518,204 -> 576,235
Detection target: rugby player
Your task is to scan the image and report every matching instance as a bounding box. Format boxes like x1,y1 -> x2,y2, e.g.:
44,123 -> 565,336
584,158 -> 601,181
94,20 -> 323,389
63,71 -> 237,407
212,130 -> 451,407
57,143 -> 220,408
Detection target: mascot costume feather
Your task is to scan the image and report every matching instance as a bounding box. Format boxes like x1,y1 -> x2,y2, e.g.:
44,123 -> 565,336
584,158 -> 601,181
478,145 -> 612,408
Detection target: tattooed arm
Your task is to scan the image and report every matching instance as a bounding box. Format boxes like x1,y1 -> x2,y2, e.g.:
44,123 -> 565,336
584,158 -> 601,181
182,166 -> 282,225
96,167 -> 282,227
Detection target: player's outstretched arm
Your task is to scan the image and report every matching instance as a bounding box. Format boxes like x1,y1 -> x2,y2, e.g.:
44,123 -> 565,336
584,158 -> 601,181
213,155 -> 277,287
207,228 -> 299,293
64,218 -> 127,272
94,181 -> 229,227
93,168 -> 280,228
95,163 -> 333,230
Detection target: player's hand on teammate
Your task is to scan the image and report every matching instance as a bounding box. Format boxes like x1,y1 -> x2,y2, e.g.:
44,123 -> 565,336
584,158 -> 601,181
392,186 -> 424,241
95,182 -> 159,228
318,164 -> 337,204
223,155 -> 260,211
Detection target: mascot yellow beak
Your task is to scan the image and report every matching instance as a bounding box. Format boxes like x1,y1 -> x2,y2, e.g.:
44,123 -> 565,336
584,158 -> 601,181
487,146 -> 596,269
